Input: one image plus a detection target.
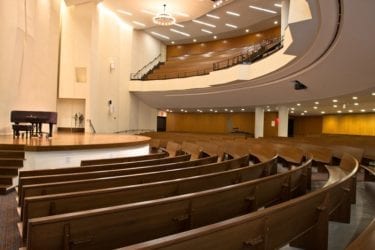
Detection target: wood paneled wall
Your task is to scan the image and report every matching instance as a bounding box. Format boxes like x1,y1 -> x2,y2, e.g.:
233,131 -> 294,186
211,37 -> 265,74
166,113 -> 255,134
167,27 -> 280,58
323,114 -> 375,136
293,116 -> 323,136
264,112 -> 278,137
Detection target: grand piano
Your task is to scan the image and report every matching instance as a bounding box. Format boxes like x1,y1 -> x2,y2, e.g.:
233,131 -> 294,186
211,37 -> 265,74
10,110 -> 58,137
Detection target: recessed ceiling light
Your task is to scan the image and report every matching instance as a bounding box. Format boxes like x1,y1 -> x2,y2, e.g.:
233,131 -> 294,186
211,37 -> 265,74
274,21 -> 278,24
132,21 -> 146,27
185,110 -> 188,113
373,108 -> 375,112
352,96 -> 358,100
296,103 -> 301,106
290,110 -> 294,114
151,31 -> 170,40
173,23 -> 184,28
214,110 -> 218,113
267,109 -> 271,112
241,108 -> 245,111
249,5 -> 277,14
314,101 -> 319,105
313,106 -> 318,110
372,92 -> 375,96
245,29 -> 249,33
170,28 -> 190,37
193,19 -> 216,28
321,111 -> 325,114
348,110 -> 353,113
171,41 -> 175,44
206,14 -> 220,19
361,109 -> 366,112
301,113 -> 305,116
354,102 -> 359,106
210,109 -> 213,112
304,110 -> 308,113
193,39 -> 197,42
274,3 -> 282,8
225,23 -> 238,29
291,107 -> 295,111
333,105 -> 338,108
180,109 -> 184,112
224,108 -> 228,111
201,29 -> 213,34
213,35 -> 217,39
226,11 -> 240,17
337,110 -> 342,113
332,99 -> 338,103
117,10 -> 132,16
230,110 -> 233,113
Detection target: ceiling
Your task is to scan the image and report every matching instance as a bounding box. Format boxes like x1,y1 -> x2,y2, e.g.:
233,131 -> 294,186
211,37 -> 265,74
102,0 -> 281,44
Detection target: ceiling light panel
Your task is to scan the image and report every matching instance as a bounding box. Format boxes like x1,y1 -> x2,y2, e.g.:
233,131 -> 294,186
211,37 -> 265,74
117,10 -> 132,16
192,19 -> 216,28
201,29 -> 213,34
206,14 -> 220,19
249,5 -> 277,14
170,28 -> 191,37
225,23 -> 238,29
151,31 -> 170,40
173,23 -> 184,28
226,11 -> 240,17
274,3 -> 282,8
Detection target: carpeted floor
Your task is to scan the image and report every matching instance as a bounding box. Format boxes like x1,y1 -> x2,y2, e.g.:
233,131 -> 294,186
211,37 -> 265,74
0,191 -> 21,250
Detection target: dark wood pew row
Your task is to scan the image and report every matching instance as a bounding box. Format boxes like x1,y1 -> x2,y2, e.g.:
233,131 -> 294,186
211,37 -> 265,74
361,165 -> 375,181
24,157 -> 312,249
18,154 -> 191,205
346,218 -> 375,250
20,155 -> 278,239
19,154 -> 191,178
80,151 -> 168,166
119,154 -> 358,250
18,156 -> 218,205
20,155 -> 249,208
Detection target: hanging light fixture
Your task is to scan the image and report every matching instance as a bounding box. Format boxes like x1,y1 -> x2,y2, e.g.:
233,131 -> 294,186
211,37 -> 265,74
153,4 -> 176,26
212,0 -> 223,8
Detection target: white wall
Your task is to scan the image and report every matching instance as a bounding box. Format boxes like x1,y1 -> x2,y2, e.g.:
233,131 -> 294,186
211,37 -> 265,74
131,30 -> 165,74
56,98 -> 86,128
0,0 -> 60,134
87,3 -> 158,133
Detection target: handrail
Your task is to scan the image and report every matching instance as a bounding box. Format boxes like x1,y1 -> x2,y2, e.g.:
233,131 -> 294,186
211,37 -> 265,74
87,119 -> 96,134
142,37 -> 283,81
130,54 -> 162,80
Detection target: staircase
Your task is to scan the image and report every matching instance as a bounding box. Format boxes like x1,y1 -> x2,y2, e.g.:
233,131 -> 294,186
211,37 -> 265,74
0,150 -> 25,194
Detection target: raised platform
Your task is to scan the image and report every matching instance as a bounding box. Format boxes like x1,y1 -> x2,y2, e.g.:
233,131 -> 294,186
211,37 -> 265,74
0,133 -> 151,172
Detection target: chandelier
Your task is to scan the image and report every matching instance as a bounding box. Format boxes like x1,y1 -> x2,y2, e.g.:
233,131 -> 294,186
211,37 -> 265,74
212,0 -> 223,8
153,4 -> 176,26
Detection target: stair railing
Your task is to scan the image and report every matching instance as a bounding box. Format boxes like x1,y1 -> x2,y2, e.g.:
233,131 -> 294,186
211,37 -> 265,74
130,54 -> 162,80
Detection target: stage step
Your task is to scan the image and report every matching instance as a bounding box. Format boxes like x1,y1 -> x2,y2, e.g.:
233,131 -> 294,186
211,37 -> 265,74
0,158 -> 24,167
0,166 -> 20,175
0,184 -> 16,195
0,174 -> 17,185
0,150 -> 25,159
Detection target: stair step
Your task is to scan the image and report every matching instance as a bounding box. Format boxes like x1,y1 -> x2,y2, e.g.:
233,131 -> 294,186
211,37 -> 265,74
0,174 -> 17,185
0,184 -> 16,195
0,166 -> 20,175
0,150 -> 25,158
0,158 -> 24,167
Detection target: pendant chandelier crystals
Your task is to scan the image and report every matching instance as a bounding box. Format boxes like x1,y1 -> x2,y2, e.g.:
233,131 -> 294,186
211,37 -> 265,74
153,4 -> 176,26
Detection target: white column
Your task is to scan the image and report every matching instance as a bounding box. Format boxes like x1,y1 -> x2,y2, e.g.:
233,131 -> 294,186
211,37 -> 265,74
255,107 -> 264,138
278,106 -> 289,137
281,0 -> 290,37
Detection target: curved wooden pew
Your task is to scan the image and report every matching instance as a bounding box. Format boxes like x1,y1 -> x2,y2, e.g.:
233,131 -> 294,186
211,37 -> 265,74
21,156 -> 278,239
80,151 -> 168,166
20,155 -> 249,207
18,156 -> 218,203
120,154 -> 358,250
346,218 -> 375,250
24,158 -> 311,249
19,154 -> 191,178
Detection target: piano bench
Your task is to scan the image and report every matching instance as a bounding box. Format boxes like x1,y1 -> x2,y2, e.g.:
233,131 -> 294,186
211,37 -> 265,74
12,124 -> 33,138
